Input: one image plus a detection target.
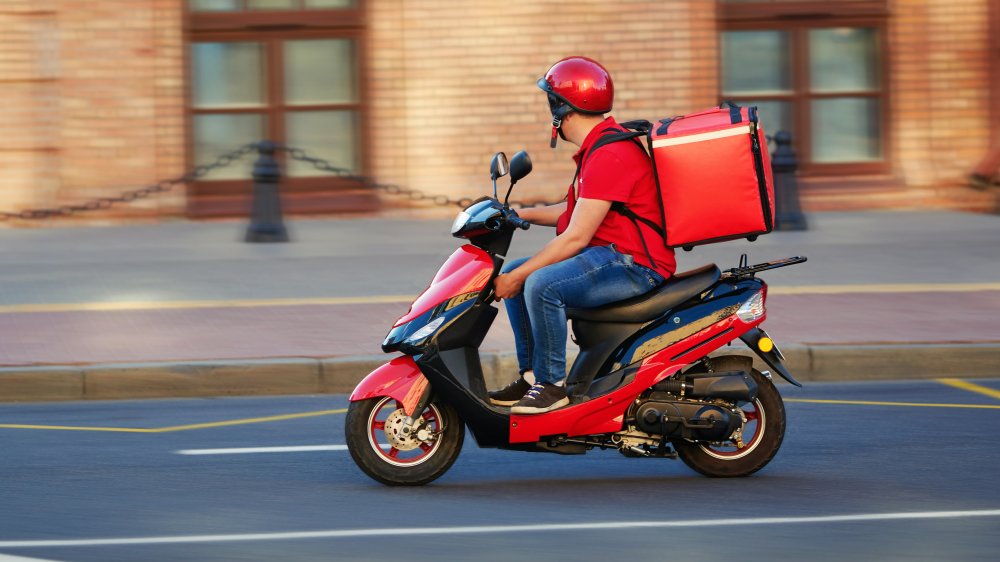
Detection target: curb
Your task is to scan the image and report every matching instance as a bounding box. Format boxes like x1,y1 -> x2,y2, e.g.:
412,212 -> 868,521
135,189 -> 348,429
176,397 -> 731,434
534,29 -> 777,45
1,343 -> 998,402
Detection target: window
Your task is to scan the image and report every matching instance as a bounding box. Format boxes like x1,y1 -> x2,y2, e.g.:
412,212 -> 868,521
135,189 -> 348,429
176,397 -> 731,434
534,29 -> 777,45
186,1 -> 366,215
719,1 -> 888,175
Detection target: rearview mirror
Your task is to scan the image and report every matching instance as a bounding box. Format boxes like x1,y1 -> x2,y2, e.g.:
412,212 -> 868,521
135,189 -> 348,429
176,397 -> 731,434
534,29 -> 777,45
509,151 -> 533,184
490,152 -> 509,181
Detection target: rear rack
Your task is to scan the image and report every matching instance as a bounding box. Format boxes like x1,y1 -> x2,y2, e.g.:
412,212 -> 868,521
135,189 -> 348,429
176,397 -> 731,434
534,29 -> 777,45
723,254 -> 807,279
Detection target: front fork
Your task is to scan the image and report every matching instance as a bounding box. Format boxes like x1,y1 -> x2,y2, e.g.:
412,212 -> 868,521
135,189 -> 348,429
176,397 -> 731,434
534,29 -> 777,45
402,384 -> 436,437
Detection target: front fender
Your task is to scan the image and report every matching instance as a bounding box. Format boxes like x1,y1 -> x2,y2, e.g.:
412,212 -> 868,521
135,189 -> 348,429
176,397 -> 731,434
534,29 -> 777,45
349,356 -> 430,415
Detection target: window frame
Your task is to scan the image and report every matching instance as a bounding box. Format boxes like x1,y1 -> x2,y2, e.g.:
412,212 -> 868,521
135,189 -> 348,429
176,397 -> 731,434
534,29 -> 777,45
720,3 -> 891,176
184,1 -> 369,200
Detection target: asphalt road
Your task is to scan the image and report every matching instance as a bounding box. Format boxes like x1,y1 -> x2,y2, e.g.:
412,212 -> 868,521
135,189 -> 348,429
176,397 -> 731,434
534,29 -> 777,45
2,379 -> 999,561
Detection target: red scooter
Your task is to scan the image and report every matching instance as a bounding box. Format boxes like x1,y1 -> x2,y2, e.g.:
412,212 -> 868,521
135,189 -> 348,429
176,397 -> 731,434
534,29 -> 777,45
345,151 -> 805,486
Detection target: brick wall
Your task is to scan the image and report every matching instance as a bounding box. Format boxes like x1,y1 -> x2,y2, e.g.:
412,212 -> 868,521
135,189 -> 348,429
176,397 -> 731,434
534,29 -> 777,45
891,0 -> 993,188
0,0 -> 185,220
1,0 -> 995,221
368,0 -> 720,206
0,1 -> 60,211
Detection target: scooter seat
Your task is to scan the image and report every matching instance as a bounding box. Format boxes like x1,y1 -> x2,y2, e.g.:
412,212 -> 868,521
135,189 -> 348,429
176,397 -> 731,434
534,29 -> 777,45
566,264 -> 721,323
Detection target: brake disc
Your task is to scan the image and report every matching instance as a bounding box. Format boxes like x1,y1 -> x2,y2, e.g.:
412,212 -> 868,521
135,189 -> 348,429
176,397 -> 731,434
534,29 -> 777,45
382,409 -> 423,451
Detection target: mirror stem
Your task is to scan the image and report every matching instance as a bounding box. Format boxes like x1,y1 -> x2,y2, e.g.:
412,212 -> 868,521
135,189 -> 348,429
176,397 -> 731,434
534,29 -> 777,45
503,181 -> 516,207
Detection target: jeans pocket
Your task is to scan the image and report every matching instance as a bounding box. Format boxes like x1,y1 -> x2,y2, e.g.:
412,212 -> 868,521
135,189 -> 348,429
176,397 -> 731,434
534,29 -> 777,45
608,243 -> 635,267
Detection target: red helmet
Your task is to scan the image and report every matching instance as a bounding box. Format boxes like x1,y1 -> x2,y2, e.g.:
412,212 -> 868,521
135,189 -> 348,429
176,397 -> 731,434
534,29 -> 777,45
537,56 -> 614,147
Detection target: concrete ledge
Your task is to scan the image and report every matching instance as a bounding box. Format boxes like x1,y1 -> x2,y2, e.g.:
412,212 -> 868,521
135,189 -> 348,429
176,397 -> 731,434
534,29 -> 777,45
806,343 -> 1000,381
0,343 -> 997,402
319,356 -> 389,393
82,358 -> 322,400
0,366 -> 84,402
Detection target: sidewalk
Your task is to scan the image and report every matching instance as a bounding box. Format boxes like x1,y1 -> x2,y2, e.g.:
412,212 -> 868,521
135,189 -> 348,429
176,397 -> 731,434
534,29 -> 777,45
1,211 -> 998,401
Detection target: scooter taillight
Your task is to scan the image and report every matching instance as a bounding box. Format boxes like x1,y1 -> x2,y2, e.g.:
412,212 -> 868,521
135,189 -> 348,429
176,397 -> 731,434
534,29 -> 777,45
736,288 -> 766,323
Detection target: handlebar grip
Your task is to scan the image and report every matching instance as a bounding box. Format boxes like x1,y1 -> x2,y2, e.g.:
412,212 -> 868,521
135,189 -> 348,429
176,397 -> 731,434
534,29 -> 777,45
512,217 -> 530,230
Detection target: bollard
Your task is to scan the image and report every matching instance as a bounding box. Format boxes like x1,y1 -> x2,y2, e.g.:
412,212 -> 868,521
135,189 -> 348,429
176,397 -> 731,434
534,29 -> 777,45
245,140 -> 290,243
770,130 -> 808,231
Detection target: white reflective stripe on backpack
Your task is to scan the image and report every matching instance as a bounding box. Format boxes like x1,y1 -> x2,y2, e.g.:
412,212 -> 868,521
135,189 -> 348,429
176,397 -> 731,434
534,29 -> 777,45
651,124 -> 753,149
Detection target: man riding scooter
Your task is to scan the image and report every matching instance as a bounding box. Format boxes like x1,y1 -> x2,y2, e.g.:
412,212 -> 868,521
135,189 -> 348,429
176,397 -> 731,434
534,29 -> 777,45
345,55 -> 800,486
490,56 -> 676,414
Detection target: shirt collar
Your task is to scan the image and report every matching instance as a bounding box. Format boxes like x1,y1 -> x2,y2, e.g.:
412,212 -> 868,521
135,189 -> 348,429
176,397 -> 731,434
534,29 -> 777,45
572,116 -> 620,163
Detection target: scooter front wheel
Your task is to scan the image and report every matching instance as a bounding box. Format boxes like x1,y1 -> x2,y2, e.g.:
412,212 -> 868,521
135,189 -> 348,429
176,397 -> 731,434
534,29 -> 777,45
345,396 -> 464,486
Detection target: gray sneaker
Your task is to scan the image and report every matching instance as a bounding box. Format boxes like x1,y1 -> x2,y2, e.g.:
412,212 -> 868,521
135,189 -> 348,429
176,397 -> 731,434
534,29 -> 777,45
510,383 -> 570,414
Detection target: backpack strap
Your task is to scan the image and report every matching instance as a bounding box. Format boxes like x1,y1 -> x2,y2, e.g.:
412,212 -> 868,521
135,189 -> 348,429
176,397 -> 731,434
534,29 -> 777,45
571,127 -> 645,188
610,202 -> 664,272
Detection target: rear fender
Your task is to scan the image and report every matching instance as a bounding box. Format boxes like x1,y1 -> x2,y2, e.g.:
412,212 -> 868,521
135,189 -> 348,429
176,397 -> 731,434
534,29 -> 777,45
349,356 -> 430,416
739,327 -> 802,387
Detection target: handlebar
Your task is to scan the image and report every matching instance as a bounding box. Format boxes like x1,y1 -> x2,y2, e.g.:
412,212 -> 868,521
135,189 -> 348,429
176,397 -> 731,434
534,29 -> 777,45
502,208 -> 530,230
509,216 -> 531,230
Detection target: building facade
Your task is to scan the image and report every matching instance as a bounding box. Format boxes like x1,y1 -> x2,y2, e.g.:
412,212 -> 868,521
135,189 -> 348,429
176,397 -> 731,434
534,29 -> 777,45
2,0 -> 998,221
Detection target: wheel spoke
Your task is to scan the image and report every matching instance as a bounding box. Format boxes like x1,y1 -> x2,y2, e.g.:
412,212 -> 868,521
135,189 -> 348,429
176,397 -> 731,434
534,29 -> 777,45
372,421 -> 385,430
419,443 -> 433,452
744,409 -> 759,422
422,411 -> 435,421
388,447 -> 400,459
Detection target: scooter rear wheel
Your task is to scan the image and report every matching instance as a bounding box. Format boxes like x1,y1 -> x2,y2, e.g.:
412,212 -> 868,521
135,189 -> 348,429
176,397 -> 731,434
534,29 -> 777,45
345,396 -> 464,486
673,368 -> 785,477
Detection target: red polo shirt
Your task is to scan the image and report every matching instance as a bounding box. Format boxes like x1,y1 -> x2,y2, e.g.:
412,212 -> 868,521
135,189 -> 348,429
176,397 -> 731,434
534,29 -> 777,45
556,116 -> 676,279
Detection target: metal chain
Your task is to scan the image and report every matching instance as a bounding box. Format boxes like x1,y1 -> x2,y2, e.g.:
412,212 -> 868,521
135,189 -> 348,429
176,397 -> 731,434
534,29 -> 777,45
0,143 -> 257,221
1,142 -> 562,221
279,145 -> 563,209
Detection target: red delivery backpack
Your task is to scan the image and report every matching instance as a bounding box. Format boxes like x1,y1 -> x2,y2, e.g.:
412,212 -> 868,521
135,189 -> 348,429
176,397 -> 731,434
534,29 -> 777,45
590,102 -> 775,251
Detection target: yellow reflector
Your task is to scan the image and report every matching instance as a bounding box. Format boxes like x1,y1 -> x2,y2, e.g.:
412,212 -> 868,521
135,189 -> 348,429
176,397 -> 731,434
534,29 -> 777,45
758,337 -> 774,353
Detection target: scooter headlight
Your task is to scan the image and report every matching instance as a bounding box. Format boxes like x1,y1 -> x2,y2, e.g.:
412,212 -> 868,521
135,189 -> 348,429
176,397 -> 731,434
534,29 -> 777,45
451,211 -> 471,235
405,316 -> 446,344
736,289 -> 766,323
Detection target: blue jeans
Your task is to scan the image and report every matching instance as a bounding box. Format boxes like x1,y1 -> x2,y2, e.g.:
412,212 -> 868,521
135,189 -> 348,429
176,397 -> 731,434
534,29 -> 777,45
503,245 -> 664,385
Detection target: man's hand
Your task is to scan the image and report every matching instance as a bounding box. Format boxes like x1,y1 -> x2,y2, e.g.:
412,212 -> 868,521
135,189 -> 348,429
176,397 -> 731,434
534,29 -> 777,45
494,272 -> 525,300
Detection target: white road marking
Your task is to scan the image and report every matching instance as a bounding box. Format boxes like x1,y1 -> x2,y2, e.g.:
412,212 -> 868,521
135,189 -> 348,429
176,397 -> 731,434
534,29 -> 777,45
175,445 -> 348,455
1,509 -> 999,548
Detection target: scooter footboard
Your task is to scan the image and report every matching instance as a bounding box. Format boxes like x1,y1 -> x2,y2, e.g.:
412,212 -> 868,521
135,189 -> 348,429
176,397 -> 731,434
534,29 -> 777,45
349,356 -> 429,415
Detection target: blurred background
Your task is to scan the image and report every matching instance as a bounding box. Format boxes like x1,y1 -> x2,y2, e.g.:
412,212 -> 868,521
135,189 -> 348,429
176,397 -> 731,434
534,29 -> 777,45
1,0 -> 998,222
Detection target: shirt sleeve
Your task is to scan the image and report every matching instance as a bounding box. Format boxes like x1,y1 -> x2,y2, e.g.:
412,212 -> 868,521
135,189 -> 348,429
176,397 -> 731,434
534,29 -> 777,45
578,150 -> 637,203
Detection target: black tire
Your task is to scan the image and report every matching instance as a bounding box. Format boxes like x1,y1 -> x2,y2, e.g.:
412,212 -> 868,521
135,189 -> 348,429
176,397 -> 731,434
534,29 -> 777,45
674,368 -> 785,477
345,396 -> 464,486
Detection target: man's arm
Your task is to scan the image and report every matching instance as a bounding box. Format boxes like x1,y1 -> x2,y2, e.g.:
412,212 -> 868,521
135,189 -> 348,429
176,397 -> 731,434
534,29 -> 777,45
494,198 -> 611,299
516,202 -> 567,227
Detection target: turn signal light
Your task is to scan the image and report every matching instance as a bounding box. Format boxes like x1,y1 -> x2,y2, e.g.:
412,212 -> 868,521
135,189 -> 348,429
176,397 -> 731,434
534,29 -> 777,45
736,289 -> 766,323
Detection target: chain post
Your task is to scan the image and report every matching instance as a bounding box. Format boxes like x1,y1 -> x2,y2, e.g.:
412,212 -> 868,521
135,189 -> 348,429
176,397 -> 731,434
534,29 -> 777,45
771,131 -> 808,231
245,140 -> 290,243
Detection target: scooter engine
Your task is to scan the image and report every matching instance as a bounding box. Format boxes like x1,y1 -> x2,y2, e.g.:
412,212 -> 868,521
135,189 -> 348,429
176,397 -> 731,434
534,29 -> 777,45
633,397 -> 739,442
630,371 -> 757,442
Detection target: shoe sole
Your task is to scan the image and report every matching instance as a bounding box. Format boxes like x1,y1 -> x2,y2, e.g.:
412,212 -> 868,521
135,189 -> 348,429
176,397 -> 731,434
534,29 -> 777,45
489,398 -> 519,406
510,397 -> 570,415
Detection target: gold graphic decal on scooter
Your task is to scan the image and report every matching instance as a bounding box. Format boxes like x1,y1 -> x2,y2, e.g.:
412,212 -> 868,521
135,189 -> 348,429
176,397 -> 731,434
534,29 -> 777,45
445,292 -> 478,311
627,305 -> 740,366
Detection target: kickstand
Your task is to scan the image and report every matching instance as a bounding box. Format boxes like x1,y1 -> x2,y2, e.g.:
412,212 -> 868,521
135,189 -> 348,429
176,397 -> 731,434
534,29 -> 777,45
656,437 -> 677,459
